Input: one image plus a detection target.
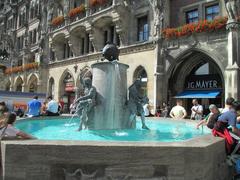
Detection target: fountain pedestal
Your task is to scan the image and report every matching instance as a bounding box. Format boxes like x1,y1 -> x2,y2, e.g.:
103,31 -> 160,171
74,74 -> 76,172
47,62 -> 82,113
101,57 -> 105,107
90,62 -> 132,130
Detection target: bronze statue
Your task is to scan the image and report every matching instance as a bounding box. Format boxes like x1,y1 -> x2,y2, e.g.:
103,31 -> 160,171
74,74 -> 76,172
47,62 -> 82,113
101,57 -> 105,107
102,43 -> 119,61
75,77 -> 96,130
128,79 -> 149,130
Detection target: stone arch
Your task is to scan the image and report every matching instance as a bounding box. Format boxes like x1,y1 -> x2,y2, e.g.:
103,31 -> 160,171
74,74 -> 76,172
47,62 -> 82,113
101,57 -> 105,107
167,47 -> 225,79
91,16 -> 119,50
14,76 -> 24,92
58,69 -> 76,112
69,25 -> 88,56
27,74 -> 39,93
48,77 -> 55,97
133,66 -> 148,96
167,48 -> 225,109
51,33 -> 70,60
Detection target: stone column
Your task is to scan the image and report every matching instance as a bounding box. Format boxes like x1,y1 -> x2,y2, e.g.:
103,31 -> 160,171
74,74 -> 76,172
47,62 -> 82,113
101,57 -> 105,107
225,21 -> 240,100
151,1 -> 166,111
153,42 -> 167,110
91,62 -> 132,130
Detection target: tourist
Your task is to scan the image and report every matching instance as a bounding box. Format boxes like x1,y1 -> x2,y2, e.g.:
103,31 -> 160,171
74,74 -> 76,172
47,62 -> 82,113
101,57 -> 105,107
221,97 -> 235,113
212,101 -> 240,154
0,112 -> 34,139
58,97 -> 65,113
169,99 -> 187,119
0,101 -> 8,116
41,100 -> 48,115
155,106 -> 161,117
0,101 -> 8,127
26,95 -> 41,117
161,102 -> 169,118
196,104 -> 220,129
46,96 -> 59,116
190,99 -> 203,120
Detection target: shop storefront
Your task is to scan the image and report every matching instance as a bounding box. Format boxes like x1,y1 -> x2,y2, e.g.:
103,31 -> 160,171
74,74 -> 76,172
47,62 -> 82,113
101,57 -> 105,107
168,51 -> 225,117
175,74 -> 223,115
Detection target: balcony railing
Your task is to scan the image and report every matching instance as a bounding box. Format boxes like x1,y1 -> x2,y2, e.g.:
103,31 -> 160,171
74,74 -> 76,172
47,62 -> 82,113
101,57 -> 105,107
50,0 -> 113,31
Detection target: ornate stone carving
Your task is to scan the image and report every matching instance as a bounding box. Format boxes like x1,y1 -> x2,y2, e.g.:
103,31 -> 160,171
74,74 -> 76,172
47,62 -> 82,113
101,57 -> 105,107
224,0 -> 239,21
149,0 -> 165,37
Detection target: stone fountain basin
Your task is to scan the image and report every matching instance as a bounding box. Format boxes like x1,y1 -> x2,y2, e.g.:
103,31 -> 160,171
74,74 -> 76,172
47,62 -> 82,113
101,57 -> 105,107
1,117 -> 230,180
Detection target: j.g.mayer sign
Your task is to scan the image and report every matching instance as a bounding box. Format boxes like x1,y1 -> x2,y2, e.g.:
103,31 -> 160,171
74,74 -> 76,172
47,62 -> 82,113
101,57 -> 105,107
185,74 -> 222,90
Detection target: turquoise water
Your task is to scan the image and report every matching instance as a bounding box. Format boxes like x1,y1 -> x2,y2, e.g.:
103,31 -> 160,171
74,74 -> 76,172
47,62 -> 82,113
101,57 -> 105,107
15,118 -> 211,142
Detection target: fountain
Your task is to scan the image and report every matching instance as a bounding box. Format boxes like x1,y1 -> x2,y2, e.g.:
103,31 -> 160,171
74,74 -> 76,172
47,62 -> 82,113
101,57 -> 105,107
0,44 -> 230,180
74,43 -> 148,130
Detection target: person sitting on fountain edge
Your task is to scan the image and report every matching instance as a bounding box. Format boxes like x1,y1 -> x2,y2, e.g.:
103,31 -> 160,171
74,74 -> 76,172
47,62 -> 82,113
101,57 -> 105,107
128,79 -> 149,130
74,77 -> 96,131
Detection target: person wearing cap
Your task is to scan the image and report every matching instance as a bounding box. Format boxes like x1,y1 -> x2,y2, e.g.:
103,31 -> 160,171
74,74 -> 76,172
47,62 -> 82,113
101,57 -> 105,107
196,104 -> 220,129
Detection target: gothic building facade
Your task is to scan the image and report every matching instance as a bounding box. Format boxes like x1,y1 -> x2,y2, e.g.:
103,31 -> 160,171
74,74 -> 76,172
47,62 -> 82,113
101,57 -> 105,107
0,0 -> 239,113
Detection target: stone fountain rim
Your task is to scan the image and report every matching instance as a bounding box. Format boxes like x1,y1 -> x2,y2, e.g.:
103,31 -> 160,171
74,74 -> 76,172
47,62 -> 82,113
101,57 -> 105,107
9,116 -> 222,148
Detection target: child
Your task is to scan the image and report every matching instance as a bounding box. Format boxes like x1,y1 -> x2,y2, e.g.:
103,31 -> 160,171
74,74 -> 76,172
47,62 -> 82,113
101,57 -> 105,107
0,113 -> 35,139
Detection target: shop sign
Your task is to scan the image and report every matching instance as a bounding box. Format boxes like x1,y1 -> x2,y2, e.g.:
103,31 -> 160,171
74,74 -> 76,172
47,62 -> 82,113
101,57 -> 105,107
185,74 -> 221,90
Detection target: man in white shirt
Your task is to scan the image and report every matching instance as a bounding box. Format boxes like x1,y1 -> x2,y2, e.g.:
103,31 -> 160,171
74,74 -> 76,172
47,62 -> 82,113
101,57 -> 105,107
190,99 -> 203,120
46,96 -> 59,116
170,99 -> 187,119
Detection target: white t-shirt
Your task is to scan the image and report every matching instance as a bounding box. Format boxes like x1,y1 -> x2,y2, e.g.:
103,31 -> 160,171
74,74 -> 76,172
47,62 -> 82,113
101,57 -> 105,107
47,100 -> 59,113
170,105 -> 186,119
191,105 -> 203,120
0,125 -> 20,137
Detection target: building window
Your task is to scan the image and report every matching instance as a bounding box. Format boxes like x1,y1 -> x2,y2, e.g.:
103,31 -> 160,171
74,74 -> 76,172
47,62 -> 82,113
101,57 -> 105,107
32,29 -> 37,44
205,4 -> 219,21
81,38 -> 85,55
186,9 -> 198,24
137,16 -> 149,42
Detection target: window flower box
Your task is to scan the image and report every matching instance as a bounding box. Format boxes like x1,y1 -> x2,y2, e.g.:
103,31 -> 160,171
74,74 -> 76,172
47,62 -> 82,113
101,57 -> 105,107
89,0 -> 108,7
68,4 -> 86,18
51,16 -> 65,26
162,16 -> 228,39
5,62 -> 39,74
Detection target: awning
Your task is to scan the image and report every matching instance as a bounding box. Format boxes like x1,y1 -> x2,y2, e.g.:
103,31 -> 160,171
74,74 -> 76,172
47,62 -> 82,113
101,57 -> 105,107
174,90 -> 221,99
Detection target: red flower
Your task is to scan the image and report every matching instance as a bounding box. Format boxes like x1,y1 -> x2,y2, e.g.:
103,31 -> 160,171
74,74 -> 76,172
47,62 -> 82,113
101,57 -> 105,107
51,16 -> 64,26
68,4 -> 85,18
162,16 -> 228,39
